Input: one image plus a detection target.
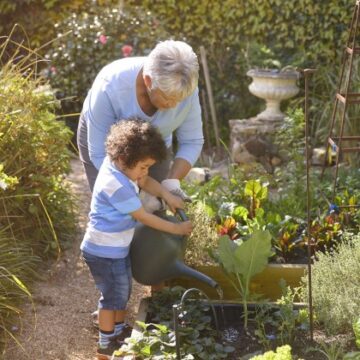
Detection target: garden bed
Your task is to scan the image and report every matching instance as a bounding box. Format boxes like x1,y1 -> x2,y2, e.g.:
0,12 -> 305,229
123,296 -> 357,360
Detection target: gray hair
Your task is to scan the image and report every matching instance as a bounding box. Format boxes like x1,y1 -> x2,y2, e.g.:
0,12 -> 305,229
143,40 -> 199,99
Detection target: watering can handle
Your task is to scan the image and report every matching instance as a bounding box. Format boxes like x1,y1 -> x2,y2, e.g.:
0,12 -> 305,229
176,209 -> 188,221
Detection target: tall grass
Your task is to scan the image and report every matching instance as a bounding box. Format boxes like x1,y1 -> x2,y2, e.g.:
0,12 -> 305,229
0,28 -> 77,354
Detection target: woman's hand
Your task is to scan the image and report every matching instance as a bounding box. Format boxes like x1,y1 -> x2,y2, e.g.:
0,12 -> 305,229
162,191 -> 184,214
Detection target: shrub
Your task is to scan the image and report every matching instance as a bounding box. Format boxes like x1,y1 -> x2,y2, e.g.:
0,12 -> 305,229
0,39 -> 77,351
126,1 -> 353,144
0,54 -> 76,256
301,232 -> 360,334
250,345 -> 294,360
44,3 -> 169,137
0,0 -> 87,48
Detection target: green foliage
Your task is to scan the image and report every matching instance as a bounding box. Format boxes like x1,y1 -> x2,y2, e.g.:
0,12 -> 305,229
217,230 -> 272,327
301,232 -> 360,334
250,345 -> 294,360
0,66 -> 76,255
44,3 -> 169,131
117,287 -> 234,359
0,0 -> 89,48
354,318 -> 360,350
0,41 -> 76,350
128,0 -> 352,142
0,226 -> 39,352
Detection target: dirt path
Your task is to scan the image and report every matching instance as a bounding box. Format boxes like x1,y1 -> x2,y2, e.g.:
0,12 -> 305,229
3,158 -> 149,360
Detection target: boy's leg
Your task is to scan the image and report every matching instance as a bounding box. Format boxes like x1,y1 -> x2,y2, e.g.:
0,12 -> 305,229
113,256 -> 133,342
82,252 -> 118,358
99,309 -> 116,332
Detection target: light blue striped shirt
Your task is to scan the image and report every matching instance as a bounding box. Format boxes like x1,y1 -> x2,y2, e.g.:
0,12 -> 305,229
80,157 -> 142,258
82,57 -> 204,170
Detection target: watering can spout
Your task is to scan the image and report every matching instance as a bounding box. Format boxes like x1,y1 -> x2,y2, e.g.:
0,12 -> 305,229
173,260 -> 218,289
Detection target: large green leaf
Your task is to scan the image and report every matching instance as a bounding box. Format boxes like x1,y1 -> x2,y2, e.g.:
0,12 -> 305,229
234,230 -> 272,278
218,235 -> 239,274
218,230 -> 272,278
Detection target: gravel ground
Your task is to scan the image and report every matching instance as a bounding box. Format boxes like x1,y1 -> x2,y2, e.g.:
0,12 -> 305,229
2,157 -> 150,360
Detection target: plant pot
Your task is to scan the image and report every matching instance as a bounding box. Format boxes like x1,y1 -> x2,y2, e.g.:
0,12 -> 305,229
247,69 -> 299,121
167,264 -> 307,301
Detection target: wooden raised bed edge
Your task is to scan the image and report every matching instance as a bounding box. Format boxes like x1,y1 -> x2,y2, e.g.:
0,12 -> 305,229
166,264 -> 307,301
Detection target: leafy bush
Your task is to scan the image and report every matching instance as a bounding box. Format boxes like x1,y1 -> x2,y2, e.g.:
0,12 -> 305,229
126,1 -> 353,144
250,345 -> 294,360
0,0 -> 88,48
0,40 -> 77,351
301,232 -> 360,334
44,3 -> 169,136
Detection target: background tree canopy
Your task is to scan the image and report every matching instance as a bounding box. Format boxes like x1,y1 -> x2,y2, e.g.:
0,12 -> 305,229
0,0 -> 355,143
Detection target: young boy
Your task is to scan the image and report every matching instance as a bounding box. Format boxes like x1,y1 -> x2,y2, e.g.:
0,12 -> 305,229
80,118 -> 192,360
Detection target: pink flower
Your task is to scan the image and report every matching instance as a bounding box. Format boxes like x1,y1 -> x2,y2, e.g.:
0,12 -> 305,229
99,34 -> 107,45
121,44 -> 133,57
50,66 -> 57,74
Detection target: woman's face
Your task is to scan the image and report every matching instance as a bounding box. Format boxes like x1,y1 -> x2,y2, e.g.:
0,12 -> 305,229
147,88 -> 181,110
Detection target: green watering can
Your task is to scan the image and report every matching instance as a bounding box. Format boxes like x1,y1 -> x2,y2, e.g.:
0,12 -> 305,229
130,209 -> 218,289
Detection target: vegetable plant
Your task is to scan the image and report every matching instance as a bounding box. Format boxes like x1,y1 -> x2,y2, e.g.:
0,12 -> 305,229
216,230 -> 272,328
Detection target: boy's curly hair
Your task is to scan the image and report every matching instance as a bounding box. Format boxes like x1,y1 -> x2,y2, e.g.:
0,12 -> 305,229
106,118 -> 167,168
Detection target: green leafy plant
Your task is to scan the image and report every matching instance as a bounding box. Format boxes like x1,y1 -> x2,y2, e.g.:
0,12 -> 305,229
118,287 -> 234,359
307,341 -> 345,360
254,281 -> 308,349
217,230 -> 272,328
115,321 -> 180,359
301,232 -> 360,334
354,317 -> 360,349
273,281 -> 307,345
249,344 -> 294,360
0,37 -> 76,351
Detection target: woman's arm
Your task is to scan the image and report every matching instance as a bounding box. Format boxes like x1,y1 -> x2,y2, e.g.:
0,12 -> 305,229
138,175 -> 184,213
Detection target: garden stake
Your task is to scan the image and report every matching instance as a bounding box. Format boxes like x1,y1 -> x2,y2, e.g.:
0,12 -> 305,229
172,303 -> 181,360
302,68 -> 316,341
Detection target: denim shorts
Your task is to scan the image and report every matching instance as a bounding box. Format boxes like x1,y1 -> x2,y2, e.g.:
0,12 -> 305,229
82,251 -> 132,310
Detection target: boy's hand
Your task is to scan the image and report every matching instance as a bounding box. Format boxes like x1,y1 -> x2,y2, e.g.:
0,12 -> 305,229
162,191 -> 185,214
175,221 -> 193,236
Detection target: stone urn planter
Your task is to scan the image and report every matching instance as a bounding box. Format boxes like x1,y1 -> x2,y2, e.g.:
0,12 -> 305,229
247,68 -> 300,121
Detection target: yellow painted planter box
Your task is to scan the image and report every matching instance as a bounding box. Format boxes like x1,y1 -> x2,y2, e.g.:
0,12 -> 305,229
167,264 -> 307,301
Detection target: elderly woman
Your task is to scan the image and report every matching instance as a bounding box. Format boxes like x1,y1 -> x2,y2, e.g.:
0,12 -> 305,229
77,40 -> 203,207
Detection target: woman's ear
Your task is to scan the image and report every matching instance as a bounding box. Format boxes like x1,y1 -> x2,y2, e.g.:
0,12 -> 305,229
143,75 -> 152,89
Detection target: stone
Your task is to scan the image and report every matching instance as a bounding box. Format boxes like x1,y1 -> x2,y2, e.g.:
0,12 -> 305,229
229,117 -> 282,173
184,167 -> 210,183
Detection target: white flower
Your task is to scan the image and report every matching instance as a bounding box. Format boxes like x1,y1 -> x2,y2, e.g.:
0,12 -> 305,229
0,180 -> 7,190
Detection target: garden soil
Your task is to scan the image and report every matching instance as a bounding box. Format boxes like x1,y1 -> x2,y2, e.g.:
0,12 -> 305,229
2,157 -> 150,360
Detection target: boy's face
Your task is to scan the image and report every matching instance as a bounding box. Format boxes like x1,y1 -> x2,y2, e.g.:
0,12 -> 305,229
122,157 -> 156,182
